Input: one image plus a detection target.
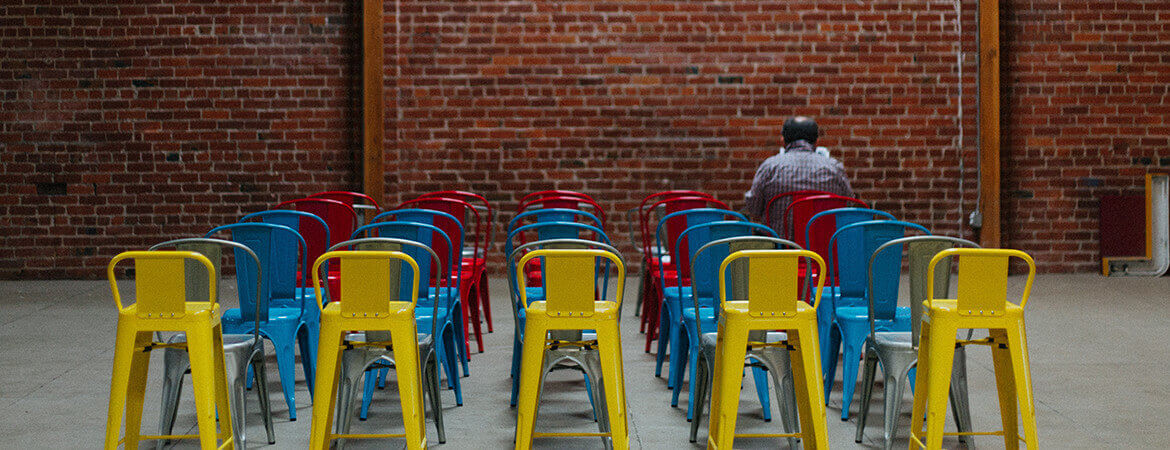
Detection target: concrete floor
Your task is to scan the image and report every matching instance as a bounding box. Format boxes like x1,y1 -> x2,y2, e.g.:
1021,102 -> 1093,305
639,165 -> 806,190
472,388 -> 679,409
1,274 -> 1168,449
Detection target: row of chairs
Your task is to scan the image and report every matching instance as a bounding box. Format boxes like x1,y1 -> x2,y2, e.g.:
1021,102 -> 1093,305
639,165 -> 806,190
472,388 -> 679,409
104,190 -> 502,449
630,189 -> 1041,449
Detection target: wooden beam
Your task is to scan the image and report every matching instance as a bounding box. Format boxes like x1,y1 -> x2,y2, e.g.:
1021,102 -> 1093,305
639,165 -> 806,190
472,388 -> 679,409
978,0 -> 1001,247
362,0 -> 385,208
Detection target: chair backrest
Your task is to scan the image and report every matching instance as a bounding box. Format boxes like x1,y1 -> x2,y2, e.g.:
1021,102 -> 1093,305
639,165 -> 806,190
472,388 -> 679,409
763,189 -> 834,237
719,249 -> 826,317
654,207 -> 746,282
636,191 -> 716,252
507,238 -> 621,311
828,220 -> 929,316
804,208 -> 896,283
107,251 -> 216,319
310,191 -> 381,224
692,236 -> 801,326
505,220 -> 610,262
508,208 -> 605,238
928,248 -> 1036,315
207,222 -> 307,323
517,196 -> 608,225
242,210 -> 330,280
787,194 -> 868,250
328,237 -> 442,331
675,220 -> 777,305
517,248 -> 625,317
398,197 -> 482,262
149,238 -> 264,336
643,196 -> 729,261
276,197 -> 358,252
312,250 -> 421,318
373,209 -> 464,279
866,236 -> 979,344
419,190 -> 493,255
353,221 -> 456,304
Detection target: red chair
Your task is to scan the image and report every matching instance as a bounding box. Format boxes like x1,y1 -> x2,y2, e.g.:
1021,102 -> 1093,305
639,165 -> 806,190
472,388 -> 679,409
517,195 -> 608,226
641,195 -> 729,354
785,194 -> 868,290
309,191 -> 381,224
398,196 -> 489,354
418,190 -> 495,333
762,189 -> 835,239
632,191 -> 716,334
276,197 -> 359,302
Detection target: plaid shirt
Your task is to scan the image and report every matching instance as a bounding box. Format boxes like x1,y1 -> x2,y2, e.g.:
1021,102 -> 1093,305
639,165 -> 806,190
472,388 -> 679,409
745,140 -> 854,231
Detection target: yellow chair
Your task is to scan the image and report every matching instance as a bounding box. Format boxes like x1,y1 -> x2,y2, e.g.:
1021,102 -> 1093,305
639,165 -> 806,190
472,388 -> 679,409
308,250 -> 427,449
707,249 -> 829,450
909,248 -> 1038,449
105,251 -> 234,450
514,248 -> 627,450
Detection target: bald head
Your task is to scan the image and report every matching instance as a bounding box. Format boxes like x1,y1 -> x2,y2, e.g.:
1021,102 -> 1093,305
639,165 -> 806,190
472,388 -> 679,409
782,116 -> 819,146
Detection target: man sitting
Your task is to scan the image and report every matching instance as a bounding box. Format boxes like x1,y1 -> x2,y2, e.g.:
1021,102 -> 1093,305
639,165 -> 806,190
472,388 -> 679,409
745,116 -> 855,231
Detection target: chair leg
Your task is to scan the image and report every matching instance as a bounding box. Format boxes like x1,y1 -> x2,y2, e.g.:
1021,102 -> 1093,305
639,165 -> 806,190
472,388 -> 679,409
654,304 -> 670,376
666,313 -> 683,390
251,351 -> 276,445
751,365 -> 772,422
359,368 -> 377,420
909,321 -> 933,447
479,271 -> 493,333
839,331 -> 865,420
425,352 -> 447,443
271,336 -> 300,421
467,280 -> 485,353
514,320 -> 548,450
990,328 -> 1020,450
186,326 -> 233,450
775,365 -> 800,450
949,346 -> 974,448
689,354 -> 709,443
452,300 -> 471,373
1006,322 -> 1039,449
309,321 -> 344,450
707,324 -> 748,449
157,350 -> 188,450
882,365 -> 912,450
596,322 -> 629,450
298,321 -> 319,398
670,328 -> 689,408
923,322 -> 957,450
821,323 -> 842,407
120,330 -> 154,450
441,323 -> 464,406
855,350 -> 878,443
788,321 -> 828,450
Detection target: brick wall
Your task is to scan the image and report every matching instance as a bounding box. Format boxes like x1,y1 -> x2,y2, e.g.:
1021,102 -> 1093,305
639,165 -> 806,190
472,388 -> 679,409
1,0 -> 1166,279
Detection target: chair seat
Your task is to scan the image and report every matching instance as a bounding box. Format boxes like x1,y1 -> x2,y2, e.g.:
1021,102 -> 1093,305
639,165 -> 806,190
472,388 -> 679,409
662,286 -> 693,301
872,331 -> 914,350
221,305 -> 302,326
835,306 -> 912,323
165,333 -> 260,350
681,307 -> 718,334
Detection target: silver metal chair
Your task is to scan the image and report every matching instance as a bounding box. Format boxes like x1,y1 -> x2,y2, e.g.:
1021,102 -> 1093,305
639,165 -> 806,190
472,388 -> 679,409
507,238 -> 624,445
323,238 -> 446,448
689,236 -> 806,447
149,238 -> 275,450
854,235 -> 978,449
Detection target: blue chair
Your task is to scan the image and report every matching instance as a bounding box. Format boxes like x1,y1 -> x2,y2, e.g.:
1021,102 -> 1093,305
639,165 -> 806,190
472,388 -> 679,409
374,209 -> 472,370
672,220 -> 777,421
822,219 -> 929,419
205,222 -> 313,420
352,220 -> 465,412
241,209 -> 330,381
801,208 -> 896,372
653,208 -> 747,386
506,237 -> 615,414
